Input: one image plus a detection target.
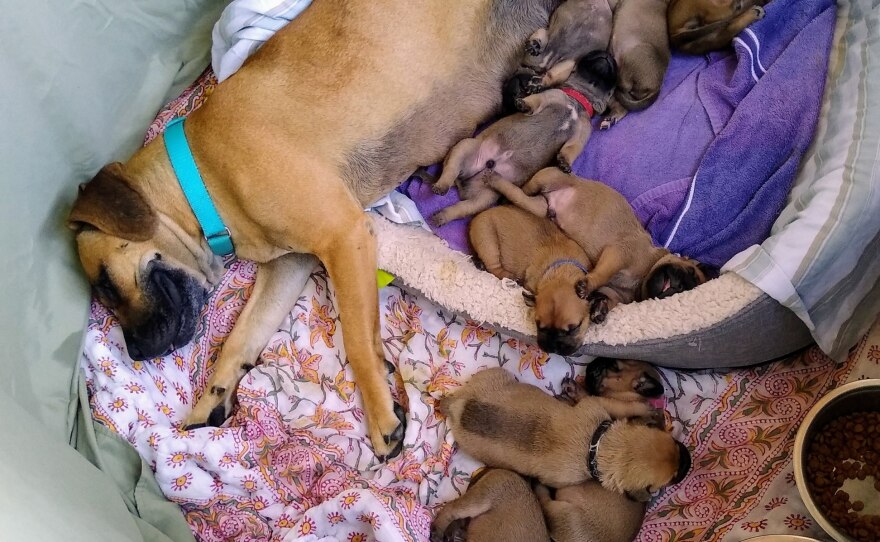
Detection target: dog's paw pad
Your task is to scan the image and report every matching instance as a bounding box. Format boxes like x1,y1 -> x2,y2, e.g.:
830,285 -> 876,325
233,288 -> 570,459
590,297 -> 609,324
599,118 -> 616,130
515,98 -> 531,113
526,40 -> 542,56
557,156 -> 572,174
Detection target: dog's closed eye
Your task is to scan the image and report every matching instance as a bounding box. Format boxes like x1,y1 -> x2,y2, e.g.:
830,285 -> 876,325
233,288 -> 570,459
684,17 -> 702,30
95,265 -> 121,308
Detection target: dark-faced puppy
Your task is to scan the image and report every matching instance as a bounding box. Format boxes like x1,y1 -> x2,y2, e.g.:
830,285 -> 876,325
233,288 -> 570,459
522,0 -> 616,87
488,168 -> 709,322
469,205 -> 592,355
440,367 -> 691,499
431,468 -> 549,542
668,0 -> 767,54
428,52 -> 617,227
585,357 -> 665,403
600,0 -> 671,128
642,253 -> 709,300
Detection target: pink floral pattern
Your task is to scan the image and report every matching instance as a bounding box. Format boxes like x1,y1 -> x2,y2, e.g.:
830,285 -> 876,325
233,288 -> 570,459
80,67 -> 880,542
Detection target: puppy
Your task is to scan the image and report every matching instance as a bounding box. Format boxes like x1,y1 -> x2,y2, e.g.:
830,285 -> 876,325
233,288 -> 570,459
668,0 -> 767,54
601,0 -> 672,128
430,468 -> 549,542
489,168 -> 708,322
522,0 -> 616,88
534,482 -> 646,542
584,357 -> 665,404
469,205 -> 591,355
440,367 -> 691,499
427,51 -> 617,227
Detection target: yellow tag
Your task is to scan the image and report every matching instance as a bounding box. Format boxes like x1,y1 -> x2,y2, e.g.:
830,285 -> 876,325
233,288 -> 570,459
377,269 -> 395,288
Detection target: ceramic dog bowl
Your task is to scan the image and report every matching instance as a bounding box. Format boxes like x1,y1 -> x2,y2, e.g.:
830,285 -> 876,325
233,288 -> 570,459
793,379 -> 880,542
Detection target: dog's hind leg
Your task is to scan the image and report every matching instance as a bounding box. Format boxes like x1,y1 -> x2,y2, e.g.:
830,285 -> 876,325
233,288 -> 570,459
318,213 -> 406,459
486,177 -> 549,218
575,245 -> 627,299
526,27 -> 549,56
521,167 -> 572,195
557,118 -> 592,173
539,58 -> 576,89
432,138 -> 482,196
184,252 -> 318,429
430,187 -> 499,227
468,214 -> 517,281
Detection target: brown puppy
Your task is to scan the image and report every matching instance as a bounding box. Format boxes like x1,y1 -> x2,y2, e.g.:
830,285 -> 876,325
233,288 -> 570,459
440,367 -> 691,500
534,482 -> 646,542
430,468 -> 549,542
668,0 -> 767,54
469,205 -> 591,355
66,0 -> 565,459
584,357 -> 665,404
489,168 -> 707,322
600,0 -> 672,128
428,51 -> 617,227
523,0 -> 616,87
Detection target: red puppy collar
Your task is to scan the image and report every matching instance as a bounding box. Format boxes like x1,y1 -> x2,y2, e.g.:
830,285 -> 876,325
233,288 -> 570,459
561,87 -> 595,118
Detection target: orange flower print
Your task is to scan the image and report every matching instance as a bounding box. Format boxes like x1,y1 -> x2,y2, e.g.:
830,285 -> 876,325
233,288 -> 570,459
460,321 -> 496,346
147,433 -> 160,449
310,405 -> 354,432
173,354 -> 187,371
385,297 -> 424,340
514,342 -> 549,379
348,533 -> 367,542
252,496 -> 268,511
299,517 -> 317,536
98,358 -> 117,378
436,327 -> 457,359
166,452 -> 187,468
784,514 -> 811,531
309,297 -> 337,348
219,453 -> 236,469
171,473 -> 192,492
358,512 -> 381,528
765,497 -> 787,511
152,357 -> 165,371
332,370 -> 356,403
869,345 -> 880,364
191,452 -> 207,464
136,409 -> 155,428
174,382 -> 188,405
276,514 -> 295,529
742,520 -> 767,532
124,382 -> 145,394
153,376 -> 167,396
210,428 -> 226,441
426,365 -> 460,396
327,512 -> 345,525
241,475 -> 259,493
156,402 -> 174,418
211,477 -> 224,494
108,397 -> 128,413
172,428 -> 193,440
340,492 -> 360,510
293,346 -> 322,385
131,360 -> 145,373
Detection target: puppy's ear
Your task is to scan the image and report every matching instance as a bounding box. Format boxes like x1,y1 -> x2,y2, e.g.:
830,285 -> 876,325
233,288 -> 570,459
522,290 -> 537,307
671,441 -> 692,485
68,163 -> 158,241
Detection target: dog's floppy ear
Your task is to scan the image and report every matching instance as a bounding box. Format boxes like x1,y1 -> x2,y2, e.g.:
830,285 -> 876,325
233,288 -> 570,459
68,163 -> 158,241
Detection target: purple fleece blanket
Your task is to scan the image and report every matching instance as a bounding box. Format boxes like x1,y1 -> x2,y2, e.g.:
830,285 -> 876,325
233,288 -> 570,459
398,0 -> 836,267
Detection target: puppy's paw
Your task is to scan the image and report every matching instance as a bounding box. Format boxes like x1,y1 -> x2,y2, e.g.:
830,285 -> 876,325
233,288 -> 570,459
556,154 -> 572,174
525,76 -> 545,95
431,183 -> 451,196
599,117 -> 618,130
589,293 -> 610,324
560,377 -> 588,404
514,97 -> 532,114
575,278 -> 590,300
430,211 -> 451,228
752,5 -> 766,18
526,39 -> 543,56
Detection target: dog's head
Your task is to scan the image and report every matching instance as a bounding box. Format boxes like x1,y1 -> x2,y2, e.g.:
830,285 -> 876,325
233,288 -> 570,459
524,275 -> 591,357
585,358 -> 664,400
641,253 -> 708,300
566,50 -> 619,114
68,163 -> 212,360
668,0 -> 764,54
612,41 -> 669,112
600,423 -> 692,501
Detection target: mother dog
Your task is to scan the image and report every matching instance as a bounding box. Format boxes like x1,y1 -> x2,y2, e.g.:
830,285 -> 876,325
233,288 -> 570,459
67,0 -> 559,459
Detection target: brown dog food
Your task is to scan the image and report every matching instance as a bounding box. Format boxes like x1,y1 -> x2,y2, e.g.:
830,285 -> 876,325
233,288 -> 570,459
805,410 -> 880,542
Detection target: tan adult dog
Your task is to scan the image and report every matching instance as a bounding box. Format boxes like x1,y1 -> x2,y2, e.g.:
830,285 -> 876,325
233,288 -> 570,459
490,168 -> 707,322
66,0 -> 563,459
469,205 -> 592,356
440,367 -> 691,500
668,0 -> 767,54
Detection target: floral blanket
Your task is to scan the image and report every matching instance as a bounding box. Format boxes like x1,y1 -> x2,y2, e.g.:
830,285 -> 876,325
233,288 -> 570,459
82,70 -> 880,542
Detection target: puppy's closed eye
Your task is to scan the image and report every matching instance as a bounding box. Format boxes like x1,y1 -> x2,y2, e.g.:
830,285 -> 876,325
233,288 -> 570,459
684,17 -> 702,30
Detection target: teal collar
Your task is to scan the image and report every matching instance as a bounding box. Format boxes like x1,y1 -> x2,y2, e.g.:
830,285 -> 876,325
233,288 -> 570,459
163,117 -> 235,257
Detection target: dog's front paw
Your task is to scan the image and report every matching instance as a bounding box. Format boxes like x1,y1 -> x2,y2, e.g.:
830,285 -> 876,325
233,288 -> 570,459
514,97 -> 532,114
525,76 -> 545,95
599,117 -> 618,130
588,292 -> 610,324
575,278 -> 591,300
371,401 -> 407,461
560,377 -> 588,403
557,154 -> 572,174
184,384 -> 237,430
430,210 -> 452,228
431,183 -> 451,196
526,39 -> 543,56
752,5 -> 766,18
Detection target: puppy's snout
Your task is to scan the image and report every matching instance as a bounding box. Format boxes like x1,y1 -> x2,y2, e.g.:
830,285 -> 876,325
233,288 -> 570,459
150,266 -> 183,309
537,329 -> 581,356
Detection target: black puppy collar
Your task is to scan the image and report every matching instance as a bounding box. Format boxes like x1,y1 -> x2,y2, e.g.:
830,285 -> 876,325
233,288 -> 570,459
588,419 -> 613,481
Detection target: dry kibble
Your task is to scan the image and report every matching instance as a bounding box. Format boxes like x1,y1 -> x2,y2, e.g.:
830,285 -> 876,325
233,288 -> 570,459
806,410 -> 880,542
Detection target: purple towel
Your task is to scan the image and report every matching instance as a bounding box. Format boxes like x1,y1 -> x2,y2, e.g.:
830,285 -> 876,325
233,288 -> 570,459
399,0 -> 836,267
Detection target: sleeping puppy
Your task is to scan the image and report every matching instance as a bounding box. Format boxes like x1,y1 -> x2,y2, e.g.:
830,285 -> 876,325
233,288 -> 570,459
469,205 -> 591,355
668,0 -> 767,54
426,51 -> 617,227
584,357 -> 665,404
440,367 -> 691,500
488,168 -> 707,323
430,468 -> 549,542
601,0 -> 672,128
534,481 -> 646,542
522,0 -> 617,88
